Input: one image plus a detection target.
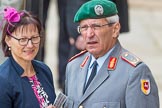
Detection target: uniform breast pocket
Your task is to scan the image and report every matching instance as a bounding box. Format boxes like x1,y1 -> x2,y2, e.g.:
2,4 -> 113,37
92,102 -> 120,108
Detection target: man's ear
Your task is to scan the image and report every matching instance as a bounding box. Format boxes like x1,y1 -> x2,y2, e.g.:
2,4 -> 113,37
112,22 -> 120,38
5,35 -> 11,47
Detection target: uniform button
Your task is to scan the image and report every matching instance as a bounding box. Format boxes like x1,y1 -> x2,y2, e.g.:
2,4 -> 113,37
103,106 -> 106,108
79,105 -> 84,108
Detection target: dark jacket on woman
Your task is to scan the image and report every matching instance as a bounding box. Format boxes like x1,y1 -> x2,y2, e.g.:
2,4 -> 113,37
0,56 -> 56,108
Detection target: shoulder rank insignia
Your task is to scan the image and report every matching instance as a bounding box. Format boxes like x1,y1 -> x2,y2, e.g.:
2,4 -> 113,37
68,50 -> 88,62
121,52 -> 142,67
141,79 -> 150,95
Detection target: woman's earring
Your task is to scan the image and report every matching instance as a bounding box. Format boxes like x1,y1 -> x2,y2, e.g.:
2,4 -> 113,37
9,47 -> 11,50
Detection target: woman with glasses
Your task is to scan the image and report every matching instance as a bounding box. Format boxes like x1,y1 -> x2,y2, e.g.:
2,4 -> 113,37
0,7 -> 56,108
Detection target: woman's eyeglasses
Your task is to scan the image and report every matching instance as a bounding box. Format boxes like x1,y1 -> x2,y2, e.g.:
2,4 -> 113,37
10,35 -> 41,46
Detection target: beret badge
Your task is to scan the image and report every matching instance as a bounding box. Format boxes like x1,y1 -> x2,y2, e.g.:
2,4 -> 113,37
94,5 -> 104,15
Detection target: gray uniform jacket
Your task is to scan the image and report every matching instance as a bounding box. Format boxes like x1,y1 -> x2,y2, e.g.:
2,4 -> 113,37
64,41 -> 159,108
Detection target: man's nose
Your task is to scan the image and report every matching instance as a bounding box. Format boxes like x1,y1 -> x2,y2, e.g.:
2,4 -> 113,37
86,27 -> 95,37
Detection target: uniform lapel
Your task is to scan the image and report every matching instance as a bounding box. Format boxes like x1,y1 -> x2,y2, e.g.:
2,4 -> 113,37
79,60 -> 110,104
77,55 -> 91,97
79,41 -> 122,104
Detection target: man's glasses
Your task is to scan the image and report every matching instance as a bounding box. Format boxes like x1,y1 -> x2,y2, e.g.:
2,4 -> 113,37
77,23 -> 114,34
10,35 -> 41,46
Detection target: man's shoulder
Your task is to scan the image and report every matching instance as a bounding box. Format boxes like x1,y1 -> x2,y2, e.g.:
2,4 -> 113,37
68,50 -> 88,62
121,52 -> 142,67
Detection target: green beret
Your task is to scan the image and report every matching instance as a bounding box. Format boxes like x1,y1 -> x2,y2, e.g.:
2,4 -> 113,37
74,0 -> 118,22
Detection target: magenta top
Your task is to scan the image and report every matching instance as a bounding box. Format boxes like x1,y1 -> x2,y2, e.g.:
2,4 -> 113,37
28,75 -> 50,108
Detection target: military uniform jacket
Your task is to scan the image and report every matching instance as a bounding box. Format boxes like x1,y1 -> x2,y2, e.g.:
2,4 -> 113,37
0,56 -> 56,108
64,41 -> 159,108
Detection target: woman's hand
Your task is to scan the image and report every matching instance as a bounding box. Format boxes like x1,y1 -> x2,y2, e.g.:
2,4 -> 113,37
46,104 -> 56,108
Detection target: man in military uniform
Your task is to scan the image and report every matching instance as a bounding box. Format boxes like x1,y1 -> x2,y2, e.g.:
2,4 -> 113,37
63,0 -> 159,108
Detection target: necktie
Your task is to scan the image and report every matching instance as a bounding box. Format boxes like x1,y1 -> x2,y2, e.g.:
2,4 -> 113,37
83,61 -> 98,93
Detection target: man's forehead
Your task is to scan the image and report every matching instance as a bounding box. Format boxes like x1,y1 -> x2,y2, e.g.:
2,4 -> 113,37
80,18 -> 107,24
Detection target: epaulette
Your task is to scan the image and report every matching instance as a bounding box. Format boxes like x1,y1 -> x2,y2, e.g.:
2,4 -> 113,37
121,52 -> 142,67
68,50 -> 88,62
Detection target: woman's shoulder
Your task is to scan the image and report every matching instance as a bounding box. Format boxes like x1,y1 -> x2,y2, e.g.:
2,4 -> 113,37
0,58 -> 12,77
32,60 -> 48,68
32,60 -> 51,73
